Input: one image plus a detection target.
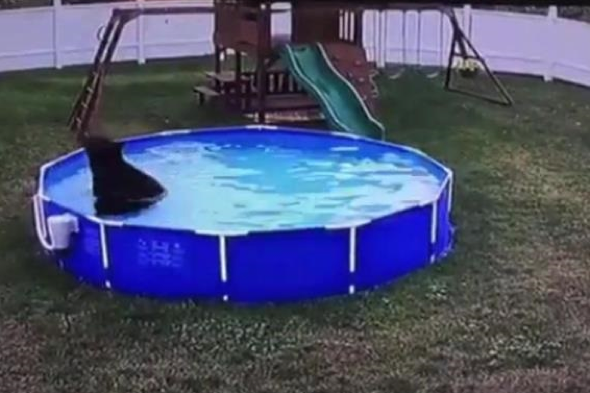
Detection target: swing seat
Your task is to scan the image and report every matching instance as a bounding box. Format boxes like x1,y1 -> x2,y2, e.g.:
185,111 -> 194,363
459,68 -> 479,78
455,58 -> 480,78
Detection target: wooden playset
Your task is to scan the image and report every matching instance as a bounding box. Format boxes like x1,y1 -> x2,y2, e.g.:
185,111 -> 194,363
67,1 -> 513,140
193,1 -> 376,124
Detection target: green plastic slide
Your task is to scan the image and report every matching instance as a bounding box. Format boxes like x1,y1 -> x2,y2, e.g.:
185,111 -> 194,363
280,43 -> 385,140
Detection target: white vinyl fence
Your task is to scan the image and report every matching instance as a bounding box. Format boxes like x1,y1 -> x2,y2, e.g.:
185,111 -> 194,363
1,2 -> 590,88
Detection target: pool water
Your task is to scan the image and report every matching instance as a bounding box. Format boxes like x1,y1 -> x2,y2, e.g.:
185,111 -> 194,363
45,136 -> 445,232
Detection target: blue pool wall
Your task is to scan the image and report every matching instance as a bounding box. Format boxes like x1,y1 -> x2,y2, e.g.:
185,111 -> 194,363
34,126 -> 455,303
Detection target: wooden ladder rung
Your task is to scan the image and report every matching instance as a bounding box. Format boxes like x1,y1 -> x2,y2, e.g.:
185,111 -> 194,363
205,71 -> 247,84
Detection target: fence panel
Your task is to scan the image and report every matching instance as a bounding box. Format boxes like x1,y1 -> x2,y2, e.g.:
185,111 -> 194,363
60,2 -> 138,67
1,3 -> 590,89
553,18 -> 590,86
470,9 -> 547,77
0,8 -> 54,71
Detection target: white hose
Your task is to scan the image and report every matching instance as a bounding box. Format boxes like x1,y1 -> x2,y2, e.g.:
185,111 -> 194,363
33,195 -> 78,252
33,194 -> 55,251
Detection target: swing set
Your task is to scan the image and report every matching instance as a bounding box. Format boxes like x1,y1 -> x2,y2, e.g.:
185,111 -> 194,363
67,2 -> 512,141
369,6 -> 513,106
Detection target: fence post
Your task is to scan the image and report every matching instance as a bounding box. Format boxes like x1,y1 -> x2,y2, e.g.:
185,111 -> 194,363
53,0 -> 63,69
462,4 -> 472,37
137,0 -> 145,64
544,6 -> 557,82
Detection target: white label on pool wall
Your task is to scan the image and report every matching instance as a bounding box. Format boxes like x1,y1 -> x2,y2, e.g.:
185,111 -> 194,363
44,134 -> 446,233
137,238 -> 185,268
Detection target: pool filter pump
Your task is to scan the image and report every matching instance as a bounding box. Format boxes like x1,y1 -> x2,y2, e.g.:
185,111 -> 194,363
46,214 -> 79,251
34,195 -> 80,252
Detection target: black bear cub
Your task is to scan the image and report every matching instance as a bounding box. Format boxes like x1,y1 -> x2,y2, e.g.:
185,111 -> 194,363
83,135 -> 166,216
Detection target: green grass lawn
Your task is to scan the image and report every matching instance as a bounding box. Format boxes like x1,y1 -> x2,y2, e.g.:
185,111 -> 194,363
1,58 -> 590,393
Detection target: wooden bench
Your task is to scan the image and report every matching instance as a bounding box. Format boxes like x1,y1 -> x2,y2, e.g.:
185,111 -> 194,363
193,85 -> 220,105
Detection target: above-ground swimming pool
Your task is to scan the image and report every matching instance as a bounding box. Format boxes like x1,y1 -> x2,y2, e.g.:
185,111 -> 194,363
33,126 -> 454,303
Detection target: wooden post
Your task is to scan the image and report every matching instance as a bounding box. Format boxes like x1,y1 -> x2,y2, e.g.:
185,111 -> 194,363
256,1 -> 270,124
212,0 -> 221,90
214,46 -> 221,74
354,10 -> 363,46
213,45 -> 222,91
235,50 -> 242,109
235,51 -> 242,80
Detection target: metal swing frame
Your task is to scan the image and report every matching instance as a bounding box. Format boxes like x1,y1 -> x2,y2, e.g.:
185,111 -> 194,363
442,8 -> 513,106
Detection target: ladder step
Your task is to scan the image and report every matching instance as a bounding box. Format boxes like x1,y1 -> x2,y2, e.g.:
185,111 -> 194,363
193,85 -> 220,97
193,85 -> 220,106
